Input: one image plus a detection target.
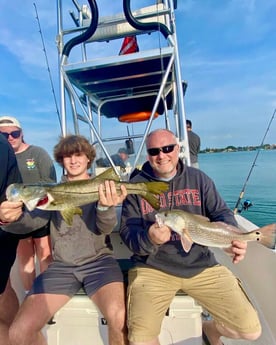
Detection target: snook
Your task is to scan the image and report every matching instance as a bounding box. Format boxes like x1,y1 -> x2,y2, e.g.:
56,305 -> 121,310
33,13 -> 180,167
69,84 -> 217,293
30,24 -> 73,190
156,209 -> 276,252
7,168 -> 168,225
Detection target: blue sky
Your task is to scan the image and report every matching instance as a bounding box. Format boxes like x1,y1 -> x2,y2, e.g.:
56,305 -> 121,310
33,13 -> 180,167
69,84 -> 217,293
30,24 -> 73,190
1,0 -> 276,158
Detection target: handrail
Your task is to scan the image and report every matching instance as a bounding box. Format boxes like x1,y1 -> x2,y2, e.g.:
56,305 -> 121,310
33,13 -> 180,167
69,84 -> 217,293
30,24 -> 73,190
123,0 -> 171,39
62,0 -> 99,58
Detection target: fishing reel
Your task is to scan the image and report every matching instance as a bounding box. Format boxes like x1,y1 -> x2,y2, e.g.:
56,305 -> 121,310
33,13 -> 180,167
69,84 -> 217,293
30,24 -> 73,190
238,199 -> 253,213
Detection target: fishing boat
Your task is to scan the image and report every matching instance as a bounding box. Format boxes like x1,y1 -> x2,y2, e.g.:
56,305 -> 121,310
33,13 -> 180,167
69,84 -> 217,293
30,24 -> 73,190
11,0 -> 276,344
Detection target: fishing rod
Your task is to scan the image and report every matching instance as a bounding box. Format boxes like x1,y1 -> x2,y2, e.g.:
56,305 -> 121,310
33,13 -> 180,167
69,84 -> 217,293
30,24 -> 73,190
33,3 -> 62,130
233,108 -> 276,214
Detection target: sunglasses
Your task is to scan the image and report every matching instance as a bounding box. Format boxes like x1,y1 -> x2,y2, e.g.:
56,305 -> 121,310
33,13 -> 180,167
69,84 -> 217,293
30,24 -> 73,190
147,144 -> 177,156
0,130 -> 21,139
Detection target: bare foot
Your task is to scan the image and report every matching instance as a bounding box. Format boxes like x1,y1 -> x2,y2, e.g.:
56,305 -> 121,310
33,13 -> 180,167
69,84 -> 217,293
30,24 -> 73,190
202,320 -> 224,345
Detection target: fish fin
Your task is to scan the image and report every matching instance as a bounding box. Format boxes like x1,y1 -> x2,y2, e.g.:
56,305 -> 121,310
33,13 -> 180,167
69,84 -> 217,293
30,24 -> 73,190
94,168 -> 120,181
181,232 -> 194,253
256,223 -> 276,249
61,207 -> 83,226
142,181 -> 169,209
155,214 -> 164,227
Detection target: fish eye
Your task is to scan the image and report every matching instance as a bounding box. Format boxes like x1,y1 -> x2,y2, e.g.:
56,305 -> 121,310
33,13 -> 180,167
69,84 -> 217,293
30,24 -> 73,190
10,189 -> 19,198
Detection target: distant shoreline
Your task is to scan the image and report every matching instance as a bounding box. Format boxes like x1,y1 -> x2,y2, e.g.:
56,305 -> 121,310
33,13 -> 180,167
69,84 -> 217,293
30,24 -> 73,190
200,144 -> 276,154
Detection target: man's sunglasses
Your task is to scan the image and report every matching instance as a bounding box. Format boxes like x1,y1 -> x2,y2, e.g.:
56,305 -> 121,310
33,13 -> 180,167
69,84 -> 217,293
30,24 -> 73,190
0,130 -> 21,139
147,144 -> 177,156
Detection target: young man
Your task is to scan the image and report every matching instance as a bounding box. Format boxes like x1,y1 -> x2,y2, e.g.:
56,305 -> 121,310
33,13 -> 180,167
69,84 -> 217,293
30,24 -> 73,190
120,129 -> 261,345
9,134 -> 128,345
0,116 -> 56,295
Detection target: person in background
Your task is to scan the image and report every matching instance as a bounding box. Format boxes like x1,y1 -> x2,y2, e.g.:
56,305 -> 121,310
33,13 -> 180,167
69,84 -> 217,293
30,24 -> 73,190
112,148 -> 129,168
0,116 -> 57,296
9,134 -> 128,345
119,128 -> 261,345
186,119 -> 200,168
97,147 -> 129,169
0,134 -> 49,345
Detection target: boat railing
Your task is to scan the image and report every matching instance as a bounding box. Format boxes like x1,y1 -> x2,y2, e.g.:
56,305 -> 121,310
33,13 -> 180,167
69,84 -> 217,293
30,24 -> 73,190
82,3 -> 170,42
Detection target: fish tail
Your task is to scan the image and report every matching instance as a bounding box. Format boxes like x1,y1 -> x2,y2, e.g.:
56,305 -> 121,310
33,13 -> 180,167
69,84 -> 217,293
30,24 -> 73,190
258,224 -> 276,249
142,182 -> 169,210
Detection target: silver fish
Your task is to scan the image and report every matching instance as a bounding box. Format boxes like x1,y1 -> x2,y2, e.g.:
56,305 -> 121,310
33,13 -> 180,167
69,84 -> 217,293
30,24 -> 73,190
156,209 -> 276,252
6,168 -> 168,226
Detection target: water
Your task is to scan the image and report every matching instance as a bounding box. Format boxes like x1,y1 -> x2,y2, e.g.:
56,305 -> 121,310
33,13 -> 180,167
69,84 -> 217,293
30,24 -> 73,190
199,150 -> 276,227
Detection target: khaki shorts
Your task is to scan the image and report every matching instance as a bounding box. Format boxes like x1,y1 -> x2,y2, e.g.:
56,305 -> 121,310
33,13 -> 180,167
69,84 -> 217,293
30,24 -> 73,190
127,265 -> 261,343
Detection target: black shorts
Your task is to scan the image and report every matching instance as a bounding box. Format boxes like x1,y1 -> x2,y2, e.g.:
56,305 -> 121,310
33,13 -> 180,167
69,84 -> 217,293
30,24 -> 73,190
19,222 -> 50,240
0,228 -> 20,293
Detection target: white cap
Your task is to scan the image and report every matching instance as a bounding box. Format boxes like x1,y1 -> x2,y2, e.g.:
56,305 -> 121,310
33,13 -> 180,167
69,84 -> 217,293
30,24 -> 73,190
0,116 -> 22,129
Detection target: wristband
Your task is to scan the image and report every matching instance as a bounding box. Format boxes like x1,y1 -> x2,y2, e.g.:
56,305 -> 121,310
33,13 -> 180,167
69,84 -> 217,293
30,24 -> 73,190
97,205 -> 110,211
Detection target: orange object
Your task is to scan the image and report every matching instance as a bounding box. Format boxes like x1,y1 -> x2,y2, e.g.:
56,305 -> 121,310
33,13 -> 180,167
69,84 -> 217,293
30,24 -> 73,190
118,111 -> 159,123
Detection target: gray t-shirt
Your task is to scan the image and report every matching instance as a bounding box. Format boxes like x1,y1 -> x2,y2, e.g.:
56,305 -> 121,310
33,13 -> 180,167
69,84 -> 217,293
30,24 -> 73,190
16,145 -> 56,183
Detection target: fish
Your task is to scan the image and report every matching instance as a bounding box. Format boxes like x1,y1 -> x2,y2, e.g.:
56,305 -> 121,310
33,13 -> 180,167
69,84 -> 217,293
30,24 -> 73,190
155,209 -> 276,252
6,168 -> 168,226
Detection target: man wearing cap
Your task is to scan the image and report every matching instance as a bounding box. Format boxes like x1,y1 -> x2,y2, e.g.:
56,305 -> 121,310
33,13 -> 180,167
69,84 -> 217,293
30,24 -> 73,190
111,148 -> 129,169
0,116 -> 56,296
96,147 -> 129,169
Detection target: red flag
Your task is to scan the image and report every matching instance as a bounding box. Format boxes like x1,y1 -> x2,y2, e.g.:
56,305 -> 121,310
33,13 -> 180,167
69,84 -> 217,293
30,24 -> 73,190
119,36 -> 139,55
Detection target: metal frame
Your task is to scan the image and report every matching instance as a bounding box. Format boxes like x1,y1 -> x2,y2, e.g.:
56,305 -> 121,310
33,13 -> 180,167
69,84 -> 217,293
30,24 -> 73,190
56,0 -> 190,173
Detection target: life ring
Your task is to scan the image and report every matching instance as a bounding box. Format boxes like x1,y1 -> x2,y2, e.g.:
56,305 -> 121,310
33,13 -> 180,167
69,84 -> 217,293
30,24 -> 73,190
118,111 -> 159,123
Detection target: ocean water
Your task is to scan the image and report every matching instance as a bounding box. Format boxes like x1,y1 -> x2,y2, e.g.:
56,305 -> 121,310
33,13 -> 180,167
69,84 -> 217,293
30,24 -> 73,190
199,150 -> 276,227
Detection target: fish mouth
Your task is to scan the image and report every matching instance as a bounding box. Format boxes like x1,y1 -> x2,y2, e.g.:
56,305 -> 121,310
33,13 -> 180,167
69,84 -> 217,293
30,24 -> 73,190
36,195 -> 50,207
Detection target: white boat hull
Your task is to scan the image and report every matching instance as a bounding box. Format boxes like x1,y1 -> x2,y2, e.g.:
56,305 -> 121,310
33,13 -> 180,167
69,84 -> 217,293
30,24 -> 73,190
212,215 -> 276,345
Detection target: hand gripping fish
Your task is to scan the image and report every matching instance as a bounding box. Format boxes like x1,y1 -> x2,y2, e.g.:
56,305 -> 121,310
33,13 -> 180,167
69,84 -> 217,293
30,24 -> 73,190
156,209 -> 276,253
6,168 -> 168,226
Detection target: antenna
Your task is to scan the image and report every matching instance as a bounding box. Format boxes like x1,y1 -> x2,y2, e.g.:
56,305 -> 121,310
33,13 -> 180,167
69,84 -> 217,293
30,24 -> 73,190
233,108 -> 276,214
33,3 -> 62,130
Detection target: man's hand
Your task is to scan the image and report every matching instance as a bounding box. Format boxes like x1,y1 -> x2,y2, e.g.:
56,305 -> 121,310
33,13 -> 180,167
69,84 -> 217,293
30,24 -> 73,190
148,223 -> 171,245
0,200 -> 23,223
224,240 -> 247,264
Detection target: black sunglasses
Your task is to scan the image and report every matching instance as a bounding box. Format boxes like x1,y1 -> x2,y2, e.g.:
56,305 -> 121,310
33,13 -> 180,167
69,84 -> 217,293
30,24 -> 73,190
147,144 -> 177,156
0,130 -> 21,139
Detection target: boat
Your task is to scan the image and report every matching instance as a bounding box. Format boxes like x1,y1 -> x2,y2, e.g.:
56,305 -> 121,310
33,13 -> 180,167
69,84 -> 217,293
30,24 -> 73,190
11,0 -> 276,344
